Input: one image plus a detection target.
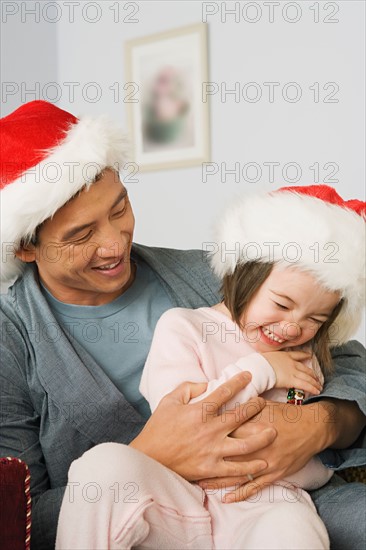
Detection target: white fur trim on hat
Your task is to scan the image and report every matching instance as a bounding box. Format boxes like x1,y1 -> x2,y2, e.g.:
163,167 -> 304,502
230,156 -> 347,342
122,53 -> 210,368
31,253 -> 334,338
210,191 -> 365,345
1,115 -> 130,282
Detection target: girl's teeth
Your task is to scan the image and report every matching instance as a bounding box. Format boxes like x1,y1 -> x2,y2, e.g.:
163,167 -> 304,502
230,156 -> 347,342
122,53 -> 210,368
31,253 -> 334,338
263,327 -> 284,343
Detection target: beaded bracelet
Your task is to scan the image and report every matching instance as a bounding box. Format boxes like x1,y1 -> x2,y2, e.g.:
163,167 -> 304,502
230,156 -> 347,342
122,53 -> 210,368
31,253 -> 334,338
286,387 -> 305,405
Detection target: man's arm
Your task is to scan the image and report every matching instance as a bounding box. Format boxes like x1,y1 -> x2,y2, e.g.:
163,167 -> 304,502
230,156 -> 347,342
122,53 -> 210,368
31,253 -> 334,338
319,398 -> 366,449
307,339 -> 366,464
0,343 -> 65,550
199,340 -> 366,501
1,328 -> 275,547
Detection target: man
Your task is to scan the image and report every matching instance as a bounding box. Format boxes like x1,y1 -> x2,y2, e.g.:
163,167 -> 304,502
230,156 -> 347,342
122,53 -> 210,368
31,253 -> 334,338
1,101 -> 365,549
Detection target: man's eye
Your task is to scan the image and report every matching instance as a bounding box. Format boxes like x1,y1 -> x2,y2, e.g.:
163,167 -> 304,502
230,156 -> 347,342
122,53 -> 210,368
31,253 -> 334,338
72,231 -> 92,243
112,206 -> 127,217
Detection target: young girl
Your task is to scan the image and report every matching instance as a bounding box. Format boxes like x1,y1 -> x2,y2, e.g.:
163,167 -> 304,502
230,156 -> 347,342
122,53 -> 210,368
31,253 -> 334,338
56,185 -> 365,550
139,184 -> 365,549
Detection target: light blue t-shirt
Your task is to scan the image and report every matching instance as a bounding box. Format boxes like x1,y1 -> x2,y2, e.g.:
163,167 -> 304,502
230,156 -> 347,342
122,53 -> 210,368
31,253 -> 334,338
41,255 -> 172,419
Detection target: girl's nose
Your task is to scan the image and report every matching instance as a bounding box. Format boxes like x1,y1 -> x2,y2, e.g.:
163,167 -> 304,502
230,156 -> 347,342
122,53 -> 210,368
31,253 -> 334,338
281,321 -> 302,340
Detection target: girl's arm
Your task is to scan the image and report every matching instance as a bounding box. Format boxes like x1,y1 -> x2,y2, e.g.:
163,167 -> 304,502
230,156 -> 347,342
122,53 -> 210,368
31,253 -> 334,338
140,308 -> 276,412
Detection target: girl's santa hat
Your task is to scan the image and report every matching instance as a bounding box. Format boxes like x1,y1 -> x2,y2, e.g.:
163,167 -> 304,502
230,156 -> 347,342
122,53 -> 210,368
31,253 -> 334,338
210,185 -> 365,345
0,100 -> 129,282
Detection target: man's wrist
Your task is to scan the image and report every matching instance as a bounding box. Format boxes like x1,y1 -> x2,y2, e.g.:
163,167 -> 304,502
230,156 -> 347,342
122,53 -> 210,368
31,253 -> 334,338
303,400 -> 339,452
314,400 -> 339,448
305,397 -> 366,450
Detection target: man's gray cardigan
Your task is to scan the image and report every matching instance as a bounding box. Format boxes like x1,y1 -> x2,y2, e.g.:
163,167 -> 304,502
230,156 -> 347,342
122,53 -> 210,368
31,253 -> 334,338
1,244 -> 365,549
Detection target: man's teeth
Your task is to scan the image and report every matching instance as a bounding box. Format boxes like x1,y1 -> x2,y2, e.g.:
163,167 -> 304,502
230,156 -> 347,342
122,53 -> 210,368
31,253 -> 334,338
262,327 -> 285,343
97,260 -> 120,270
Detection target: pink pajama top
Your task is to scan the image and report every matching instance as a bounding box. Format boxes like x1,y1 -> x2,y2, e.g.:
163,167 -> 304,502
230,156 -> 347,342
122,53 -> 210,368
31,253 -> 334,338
140,307 -> 333,490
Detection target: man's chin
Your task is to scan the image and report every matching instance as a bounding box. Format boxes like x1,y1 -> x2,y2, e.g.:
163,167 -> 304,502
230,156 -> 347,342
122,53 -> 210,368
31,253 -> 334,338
90,265 -> 135,299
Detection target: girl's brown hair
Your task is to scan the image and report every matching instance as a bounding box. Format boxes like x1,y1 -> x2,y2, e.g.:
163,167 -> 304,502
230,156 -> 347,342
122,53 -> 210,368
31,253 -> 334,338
221,261 -> 344,373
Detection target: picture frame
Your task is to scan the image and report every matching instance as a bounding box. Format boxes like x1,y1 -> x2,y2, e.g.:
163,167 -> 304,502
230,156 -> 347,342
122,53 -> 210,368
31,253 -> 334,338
125,23 -> 210,171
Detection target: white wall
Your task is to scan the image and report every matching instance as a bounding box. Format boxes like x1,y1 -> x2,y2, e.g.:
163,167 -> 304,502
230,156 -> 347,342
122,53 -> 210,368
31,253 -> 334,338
1,0 -> 365,343
53,1 -> 365,247
1,3 -> 58,115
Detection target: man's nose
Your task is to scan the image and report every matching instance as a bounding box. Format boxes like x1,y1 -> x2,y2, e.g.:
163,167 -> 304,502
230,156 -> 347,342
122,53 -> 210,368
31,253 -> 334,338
96,225 -> 126,258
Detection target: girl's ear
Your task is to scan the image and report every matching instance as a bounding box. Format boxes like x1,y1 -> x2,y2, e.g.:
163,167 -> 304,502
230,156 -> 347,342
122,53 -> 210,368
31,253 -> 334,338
15,242 -> 37,263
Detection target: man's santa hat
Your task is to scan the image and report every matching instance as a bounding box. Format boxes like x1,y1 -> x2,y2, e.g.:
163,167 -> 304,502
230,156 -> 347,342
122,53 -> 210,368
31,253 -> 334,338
210,185 -> 365,345
0,100 -> 129,282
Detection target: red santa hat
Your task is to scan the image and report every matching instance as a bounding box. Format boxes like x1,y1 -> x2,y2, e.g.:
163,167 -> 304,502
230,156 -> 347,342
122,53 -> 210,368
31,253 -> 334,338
0,100 -> 129,282
210,185 -> 365,345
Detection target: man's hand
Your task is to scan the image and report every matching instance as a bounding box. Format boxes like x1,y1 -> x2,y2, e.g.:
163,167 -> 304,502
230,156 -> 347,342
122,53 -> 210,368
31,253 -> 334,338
130,372 -> 276,481
198,399 -> 336,502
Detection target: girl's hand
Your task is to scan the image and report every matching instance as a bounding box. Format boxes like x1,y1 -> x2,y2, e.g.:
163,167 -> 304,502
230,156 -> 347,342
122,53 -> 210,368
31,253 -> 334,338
262,350 -> 322,395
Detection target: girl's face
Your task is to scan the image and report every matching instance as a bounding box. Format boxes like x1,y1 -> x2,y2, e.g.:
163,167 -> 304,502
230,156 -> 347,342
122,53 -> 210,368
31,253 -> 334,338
240,266 -> 340,352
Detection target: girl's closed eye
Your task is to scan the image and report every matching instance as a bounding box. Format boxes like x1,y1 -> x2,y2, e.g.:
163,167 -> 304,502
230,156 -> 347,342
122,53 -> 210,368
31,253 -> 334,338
309,317 -> 324,325
274,302 -> 289,310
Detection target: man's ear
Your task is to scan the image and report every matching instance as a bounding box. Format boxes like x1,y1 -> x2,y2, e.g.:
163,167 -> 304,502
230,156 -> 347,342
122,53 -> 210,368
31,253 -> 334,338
15,242 -> 37,263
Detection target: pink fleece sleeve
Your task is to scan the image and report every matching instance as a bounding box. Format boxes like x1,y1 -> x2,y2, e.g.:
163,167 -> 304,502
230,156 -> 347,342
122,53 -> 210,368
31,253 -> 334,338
139,309 -> 276,412
189,354 -> 276,406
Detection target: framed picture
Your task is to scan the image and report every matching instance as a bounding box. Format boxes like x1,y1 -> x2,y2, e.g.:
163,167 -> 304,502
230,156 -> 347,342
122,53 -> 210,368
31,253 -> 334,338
125,23 -> 210,171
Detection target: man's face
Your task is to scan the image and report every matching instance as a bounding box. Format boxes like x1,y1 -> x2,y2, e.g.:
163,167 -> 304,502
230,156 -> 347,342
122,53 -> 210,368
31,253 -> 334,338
19,169 -> 135,305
